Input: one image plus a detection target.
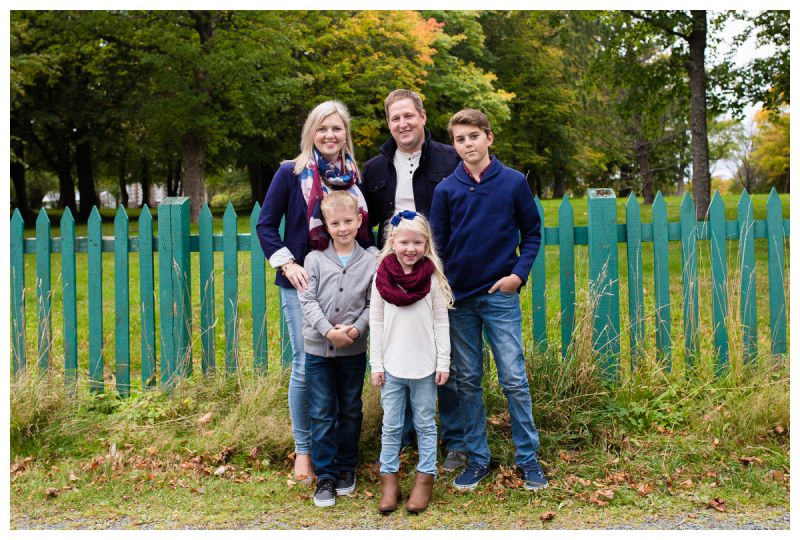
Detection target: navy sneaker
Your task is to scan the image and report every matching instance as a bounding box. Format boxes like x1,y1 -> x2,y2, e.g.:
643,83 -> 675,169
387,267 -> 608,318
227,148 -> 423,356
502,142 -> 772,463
313,478 -> 337,507
453,464 -> 490,491
519,459 -> 548,491
335,470 -> 356,495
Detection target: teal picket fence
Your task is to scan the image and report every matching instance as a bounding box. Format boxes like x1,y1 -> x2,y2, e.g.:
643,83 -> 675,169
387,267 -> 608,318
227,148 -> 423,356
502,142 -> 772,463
9,189 -> 789,393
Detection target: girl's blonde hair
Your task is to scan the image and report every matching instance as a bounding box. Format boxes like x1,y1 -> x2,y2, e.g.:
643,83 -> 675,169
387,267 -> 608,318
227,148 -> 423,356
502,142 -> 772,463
289,100 -> 359,176
378,213 -> 454,308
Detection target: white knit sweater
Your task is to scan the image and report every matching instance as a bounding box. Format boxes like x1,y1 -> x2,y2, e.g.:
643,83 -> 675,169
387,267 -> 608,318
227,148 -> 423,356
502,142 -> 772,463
369,276 -> 450,379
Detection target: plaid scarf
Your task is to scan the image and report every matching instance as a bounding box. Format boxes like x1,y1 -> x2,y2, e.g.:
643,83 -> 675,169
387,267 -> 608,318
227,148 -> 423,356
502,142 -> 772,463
299,149 -> 370,250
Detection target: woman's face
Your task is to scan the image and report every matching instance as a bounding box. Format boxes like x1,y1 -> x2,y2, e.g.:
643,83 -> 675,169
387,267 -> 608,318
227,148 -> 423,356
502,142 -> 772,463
314,113 -> 347,162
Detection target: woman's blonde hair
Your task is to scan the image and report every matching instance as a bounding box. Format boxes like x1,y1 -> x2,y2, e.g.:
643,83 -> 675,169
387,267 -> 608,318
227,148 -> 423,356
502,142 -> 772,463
377,213 -> 454,308
289,100 -> 359,176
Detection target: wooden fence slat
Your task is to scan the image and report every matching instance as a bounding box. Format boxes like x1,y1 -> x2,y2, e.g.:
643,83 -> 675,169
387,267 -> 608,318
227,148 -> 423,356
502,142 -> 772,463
766,188 -> 787,355
251,203 -> 268,373
138,205 -> 156,388
737,191 -> 757,363
35,208 -> 51,373
88,207 -> 104,393
652,192 -> 671,367
709,191 -> 729,373
558,196 -> 575,358
199,204 -> 216,376
223,203 -> 240,374
61,208 -> 78,388
587,188 -> 620,378
531,196 -> 547,353
11,209 -> 26,376
679,193 -> 698,369
114,207 -> 130,397
625,194 -> 644,366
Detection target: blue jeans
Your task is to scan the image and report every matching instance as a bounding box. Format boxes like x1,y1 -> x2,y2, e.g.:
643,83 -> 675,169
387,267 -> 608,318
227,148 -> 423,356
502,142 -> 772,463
449,291 -> 541,469
380,373 -> 438,477
280,286 -> 311,455
305,353 -> 367,481
400,377 -> 466,453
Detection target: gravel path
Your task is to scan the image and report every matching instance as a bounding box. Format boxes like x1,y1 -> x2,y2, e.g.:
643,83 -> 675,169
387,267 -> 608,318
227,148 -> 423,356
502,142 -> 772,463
11,510 -> 790,530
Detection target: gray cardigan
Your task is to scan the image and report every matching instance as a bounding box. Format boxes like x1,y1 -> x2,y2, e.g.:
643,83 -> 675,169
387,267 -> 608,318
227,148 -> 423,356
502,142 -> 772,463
299,243 -> 374,357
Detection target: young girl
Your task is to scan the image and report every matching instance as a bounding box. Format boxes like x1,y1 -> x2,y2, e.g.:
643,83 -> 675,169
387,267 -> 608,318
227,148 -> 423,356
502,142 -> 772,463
369,210 -> 453,515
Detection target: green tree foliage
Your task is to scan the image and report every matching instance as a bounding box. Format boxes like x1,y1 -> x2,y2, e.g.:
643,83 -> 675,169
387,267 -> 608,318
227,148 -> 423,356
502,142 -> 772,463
751,109 -> 790,192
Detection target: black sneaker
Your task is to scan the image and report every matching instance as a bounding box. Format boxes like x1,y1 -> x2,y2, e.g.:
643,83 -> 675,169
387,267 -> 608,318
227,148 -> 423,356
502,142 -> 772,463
313,478 -> 337,507
335,470 -> 356,495
453,464 -> 490,491
519,458 -> 548,491
441,451 -> 468,472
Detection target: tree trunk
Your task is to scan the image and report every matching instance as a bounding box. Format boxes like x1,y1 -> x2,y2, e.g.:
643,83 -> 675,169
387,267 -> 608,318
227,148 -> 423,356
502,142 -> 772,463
633,127 -> 655,204
118,154 -> 129,208
10,142 -> 35,224
140,157 -> 151,208
248,161 -> 271,205
688,10 -> 711,220
182,133 -> 206,222
552,173 -> 565,199
56,149 -> 77,214
75,139 -> 98,221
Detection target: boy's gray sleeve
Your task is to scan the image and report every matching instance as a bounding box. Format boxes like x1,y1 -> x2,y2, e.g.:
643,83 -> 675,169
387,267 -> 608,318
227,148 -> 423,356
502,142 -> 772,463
298,254 -> 334,339
352,274 -> 372,338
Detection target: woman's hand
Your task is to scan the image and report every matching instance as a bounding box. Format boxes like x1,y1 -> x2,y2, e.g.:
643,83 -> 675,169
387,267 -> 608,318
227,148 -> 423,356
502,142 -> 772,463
283,262 -> 310,292
488,273 -> 522,294
435,371 -> 449,386
371,372 -> 385,386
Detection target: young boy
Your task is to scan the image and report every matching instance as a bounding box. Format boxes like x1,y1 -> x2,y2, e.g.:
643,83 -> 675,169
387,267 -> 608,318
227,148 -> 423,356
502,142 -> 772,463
429,108 -> 547,491
299,190 -> 374,507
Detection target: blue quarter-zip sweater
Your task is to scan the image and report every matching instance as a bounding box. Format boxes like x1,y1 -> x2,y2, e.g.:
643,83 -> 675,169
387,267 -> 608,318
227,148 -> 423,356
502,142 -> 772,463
429,157 -> 541,302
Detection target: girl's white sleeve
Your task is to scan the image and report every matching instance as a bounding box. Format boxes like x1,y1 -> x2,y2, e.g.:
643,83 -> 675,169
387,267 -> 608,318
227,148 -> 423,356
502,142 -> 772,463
431,279 -> 451,372
368,280 -> 385,374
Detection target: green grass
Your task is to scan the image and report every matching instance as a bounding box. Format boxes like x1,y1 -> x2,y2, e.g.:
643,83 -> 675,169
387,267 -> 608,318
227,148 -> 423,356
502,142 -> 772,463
10,193 -> 790,528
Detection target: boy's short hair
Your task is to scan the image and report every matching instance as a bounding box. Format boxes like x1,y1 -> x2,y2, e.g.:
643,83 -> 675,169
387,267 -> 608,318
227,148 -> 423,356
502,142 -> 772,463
320,190 -> 359,219
384,89 -> 424,119
447,108 -> 492,140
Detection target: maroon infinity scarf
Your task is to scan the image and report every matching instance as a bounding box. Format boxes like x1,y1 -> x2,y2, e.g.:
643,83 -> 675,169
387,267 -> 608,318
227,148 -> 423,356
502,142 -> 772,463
375,255 -> 435,307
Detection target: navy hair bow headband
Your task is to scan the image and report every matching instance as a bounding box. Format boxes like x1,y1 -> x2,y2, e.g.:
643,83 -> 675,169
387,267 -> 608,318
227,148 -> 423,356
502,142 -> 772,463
390,210 -> 417,227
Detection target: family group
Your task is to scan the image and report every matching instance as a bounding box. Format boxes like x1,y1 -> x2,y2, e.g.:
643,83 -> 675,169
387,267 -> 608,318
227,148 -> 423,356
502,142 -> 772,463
256,89 -> 546,514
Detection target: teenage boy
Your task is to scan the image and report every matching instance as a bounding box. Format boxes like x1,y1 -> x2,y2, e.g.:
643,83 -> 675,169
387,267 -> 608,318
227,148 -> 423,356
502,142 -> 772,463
362,89 -> 466,472
429,108 -> 548,491
299,190 -> 374,507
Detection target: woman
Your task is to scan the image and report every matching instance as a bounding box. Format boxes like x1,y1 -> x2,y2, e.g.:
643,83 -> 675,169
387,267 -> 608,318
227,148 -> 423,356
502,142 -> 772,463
256,100 -> 374,484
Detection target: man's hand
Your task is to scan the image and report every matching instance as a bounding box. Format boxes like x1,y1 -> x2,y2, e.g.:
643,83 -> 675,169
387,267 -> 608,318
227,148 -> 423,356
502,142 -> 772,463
435,371 -> 449,385
488,274 -> 523,294
371,372 -> 385,386
344,326 -> 360,340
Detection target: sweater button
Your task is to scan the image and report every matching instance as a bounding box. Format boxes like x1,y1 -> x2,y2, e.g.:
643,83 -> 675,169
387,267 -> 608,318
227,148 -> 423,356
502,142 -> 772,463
339,288 -> 343,292
469,186 -> 476,192
335,308 -> 340,312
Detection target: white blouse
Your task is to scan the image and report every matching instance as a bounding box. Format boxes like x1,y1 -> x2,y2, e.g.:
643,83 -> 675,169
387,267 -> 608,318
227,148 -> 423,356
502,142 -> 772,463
369,276 -> 450,379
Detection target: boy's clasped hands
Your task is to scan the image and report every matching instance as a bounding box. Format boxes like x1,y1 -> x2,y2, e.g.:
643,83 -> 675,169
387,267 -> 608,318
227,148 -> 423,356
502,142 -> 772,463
325,324 -> 359,348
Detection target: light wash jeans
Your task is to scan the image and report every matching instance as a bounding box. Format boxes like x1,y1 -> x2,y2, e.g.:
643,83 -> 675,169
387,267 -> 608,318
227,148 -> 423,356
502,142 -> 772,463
449,291 -> 541,469
379,372 -> 438,477
280,286 -> 311,455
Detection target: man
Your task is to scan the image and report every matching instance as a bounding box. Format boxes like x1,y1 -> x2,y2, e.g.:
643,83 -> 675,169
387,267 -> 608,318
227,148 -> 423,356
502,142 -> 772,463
362,89 -> 466,472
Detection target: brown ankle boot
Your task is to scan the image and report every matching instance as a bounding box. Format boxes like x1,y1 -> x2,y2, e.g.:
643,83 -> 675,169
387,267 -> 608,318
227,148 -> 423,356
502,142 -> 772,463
378,473 -> 401,515
405,472 -> 434,514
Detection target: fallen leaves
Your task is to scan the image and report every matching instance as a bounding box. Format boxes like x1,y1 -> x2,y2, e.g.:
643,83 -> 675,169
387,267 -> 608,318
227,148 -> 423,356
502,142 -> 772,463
11,457 -> 34,478
539,510 -> 557,522
707,497 -> 727,512
197,411 -> 213,426
44,487 -> 59,499
738,456 -> 764,467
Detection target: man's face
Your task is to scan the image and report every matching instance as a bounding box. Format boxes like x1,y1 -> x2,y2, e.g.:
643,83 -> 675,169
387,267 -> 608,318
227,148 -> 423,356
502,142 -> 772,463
387,98 -> 427,154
